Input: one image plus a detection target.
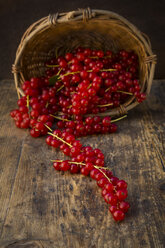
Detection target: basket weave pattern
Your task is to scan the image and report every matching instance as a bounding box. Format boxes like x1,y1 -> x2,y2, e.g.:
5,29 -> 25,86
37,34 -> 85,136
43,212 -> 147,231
12,8 -> 157,116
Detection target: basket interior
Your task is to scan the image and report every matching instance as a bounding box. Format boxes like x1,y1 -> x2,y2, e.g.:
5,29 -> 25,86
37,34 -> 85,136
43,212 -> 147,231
20,19 -> 147,84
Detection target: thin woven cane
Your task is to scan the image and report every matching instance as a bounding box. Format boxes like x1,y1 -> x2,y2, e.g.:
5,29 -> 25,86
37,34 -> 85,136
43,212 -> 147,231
12,8 -> 157,116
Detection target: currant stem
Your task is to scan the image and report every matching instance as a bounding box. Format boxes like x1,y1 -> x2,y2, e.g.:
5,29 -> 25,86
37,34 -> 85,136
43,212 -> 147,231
87,83 -> 92,89
105,87 -> 111,92
59,68 -> 116,78
89,56 -> 112,59
94,166 -> 112,184
48,132 -> 73,147
98,103 -> 113,107
57,68 -> 63,76
117,90 -> 133,95
51,159 -> 111,170
50,114 -> 70,122
44,124 -> 53,132
26,95 -> 29,109
51,160 -> 85,165
111,115 -> 127,123
100,69 -> 116,72
57,85 -> 64,92
60,71 -> 80,78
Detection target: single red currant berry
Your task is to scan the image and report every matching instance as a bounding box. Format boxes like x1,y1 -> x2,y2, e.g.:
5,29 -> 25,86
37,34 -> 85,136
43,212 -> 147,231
118,201 -> 130,213
51,139 -> 61,148
93,148 -> 101,155
95,172 -> 104,181
116,180 -> 127,189
106,170 -> 113,178
53,162 -> 61,171
116,189 -> 128,201
102,188 -> 108,197
94,124 -> 102,133
70,146 -> 81,157
76,154 -> 85,162
46,136 -> 53,146
72,140 -> 82,149
30,129 -> 40,138
90,169 -> 99,179
81,167 -> 90,176
93,116 -> 101,124
95,158 -> 104,167
113,210 -> 125,221
30,110 -> 39,118
97,178 -> 109,188
19,106 -> 28,113
104,193 -> 112,203
105,183 -> 114,192
102,116 -> 111,127
63,147 -> 71,156
70,164 -> 80,173
60,161 -> 70,171
35,122 -> 45,131
109,205 -> 117,214
110,176 -> 119,185
97,152 -> 104,159
65,52 -> 73,61
108,194 -> 118,205
76,52 -> 85,61
10,109 -> 20,118
85,162 -> 94,171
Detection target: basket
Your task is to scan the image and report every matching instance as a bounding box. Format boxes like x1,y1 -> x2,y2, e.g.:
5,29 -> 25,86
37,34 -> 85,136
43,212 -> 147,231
12,8 -> 157,116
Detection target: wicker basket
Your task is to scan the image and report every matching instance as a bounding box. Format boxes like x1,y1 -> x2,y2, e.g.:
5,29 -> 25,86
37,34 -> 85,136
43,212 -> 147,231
12,8 -> 157,116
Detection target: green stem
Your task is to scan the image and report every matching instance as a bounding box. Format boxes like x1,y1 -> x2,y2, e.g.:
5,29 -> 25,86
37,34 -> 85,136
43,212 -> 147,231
117,90 -> 133,96
111,115 -> 127,123
50,114 -> 70,122
57,85 -> 64,92
44,124 -> 53,132
98,103 -> 113,107
48,132 -> 73,148
26,95 -> 29,109
51,160 -> 85,165
94,166 -> 111,183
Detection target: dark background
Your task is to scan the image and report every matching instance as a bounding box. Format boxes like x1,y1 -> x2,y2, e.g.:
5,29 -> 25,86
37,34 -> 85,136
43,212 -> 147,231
0,0 -> 165,79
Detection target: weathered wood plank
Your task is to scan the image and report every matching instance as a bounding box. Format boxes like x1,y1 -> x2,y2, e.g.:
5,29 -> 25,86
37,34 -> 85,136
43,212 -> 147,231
0,80 -> 164,248
0,80 -> 28,237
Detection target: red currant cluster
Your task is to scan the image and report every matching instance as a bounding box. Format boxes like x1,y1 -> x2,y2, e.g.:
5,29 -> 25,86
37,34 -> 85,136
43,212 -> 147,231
55,115 -> 117,137
46,128 -> 130,221
10,47 -> 147,221
45,47 -> 145,116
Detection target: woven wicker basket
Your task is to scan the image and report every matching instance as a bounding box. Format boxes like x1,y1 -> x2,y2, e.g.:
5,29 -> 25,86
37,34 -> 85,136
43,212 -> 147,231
12,8 -> 157,116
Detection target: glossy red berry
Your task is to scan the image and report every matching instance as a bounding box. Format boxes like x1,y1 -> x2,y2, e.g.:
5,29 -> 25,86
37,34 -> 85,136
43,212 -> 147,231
118,201 -> 130,213
60,161 -> 70,171
53,162 -> 61,171
113,210 -> 125,221
81,167 -> 90,176
97,178 -> 109,188
116,189 -> 128,201
30,129 -> 40,138
70,164 -> 80,173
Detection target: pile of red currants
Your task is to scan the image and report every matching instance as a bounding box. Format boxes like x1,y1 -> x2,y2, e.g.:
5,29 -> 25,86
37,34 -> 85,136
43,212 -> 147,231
10,47 -> 146,221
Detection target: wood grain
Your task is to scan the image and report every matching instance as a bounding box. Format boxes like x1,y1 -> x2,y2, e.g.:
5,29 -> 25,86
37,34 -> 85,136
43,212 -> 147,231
0,80 -> 164,248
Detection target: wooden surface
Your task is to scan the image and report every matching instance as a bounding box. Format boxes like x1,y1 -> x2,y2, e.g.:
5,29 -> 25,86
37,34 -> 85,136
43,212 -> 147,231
0,80 -> 165,248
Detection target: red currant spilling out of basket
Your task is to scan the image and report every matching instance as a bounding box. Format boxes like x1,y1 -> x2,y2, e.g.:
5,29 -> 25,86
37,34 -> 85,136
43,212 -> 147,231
10,47 -> 146,221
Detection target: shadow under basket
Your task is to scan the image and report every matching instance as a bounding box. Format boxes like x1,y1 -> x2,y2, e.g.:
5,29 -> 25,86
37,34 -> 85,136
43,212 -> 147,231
12,8 -> 157,116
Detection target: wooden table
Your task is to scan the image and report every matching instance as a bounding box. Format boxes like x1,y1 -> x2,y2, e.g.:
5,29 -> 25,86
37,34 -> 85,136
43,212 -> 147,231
0,80 -> 165,248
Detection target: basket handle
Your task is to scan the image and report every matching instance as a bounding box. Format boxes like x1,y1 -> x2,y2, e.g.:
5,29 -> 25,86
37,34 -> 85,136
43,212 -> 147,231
49,8 -> 95,24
